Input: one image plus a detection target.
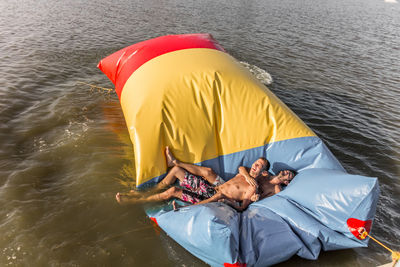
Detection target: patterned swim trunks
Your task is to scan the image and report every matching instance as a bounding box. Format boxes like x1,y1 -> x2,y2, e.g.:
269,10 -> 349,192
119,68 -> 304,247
179,171 -> 225,204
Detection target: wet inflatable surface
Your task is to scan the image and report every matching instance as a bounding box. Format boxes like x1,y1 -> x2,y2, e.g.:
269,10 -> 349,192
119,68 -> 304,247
98,34 -> 379,266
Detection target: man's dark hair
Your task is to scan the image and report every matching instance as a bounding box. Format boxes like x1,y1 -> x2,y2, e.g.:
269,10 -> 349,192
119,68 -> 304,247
258,157 -> 270,172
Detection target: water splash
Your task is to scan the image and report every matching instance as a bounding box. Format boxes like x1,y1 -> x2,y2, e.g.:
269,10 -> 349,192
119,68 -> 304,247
2,246 -> 25,266
240,61 -> 273,85
384,0 -> 398,3
33,114 -> 93,152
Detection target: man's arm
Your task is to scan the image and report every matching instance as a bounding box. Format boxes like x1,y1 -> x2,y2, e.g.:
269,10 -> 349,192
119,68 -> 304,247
219,198 -> 251,212
258,184 -> 281,200
193,192 -> 247,211
240,185 -> 259,210
194,192 -> 224,206
239,166 -> 257,188
221,186 -> 257,212
219,198 -> 243,211
274,184 -> 282,194
195,191 -> 256,212
239,198 -> 252,211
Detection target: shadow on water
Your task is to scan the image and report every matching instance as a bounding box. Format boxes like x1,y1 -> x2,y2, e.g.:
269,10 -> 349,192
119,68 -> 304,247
277,249 -> 360,267
101,101 -> 137,189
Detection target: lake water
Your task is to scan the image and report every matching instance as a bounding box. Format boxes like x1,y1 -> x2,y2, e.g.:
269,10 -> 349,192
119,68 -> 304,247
0,0 -> 399,266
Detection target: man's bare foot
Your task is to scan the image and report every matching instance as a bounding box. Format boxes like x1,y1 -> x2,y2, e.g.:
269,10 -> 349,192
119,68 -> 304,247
165,146 -> 178,167
116,192 -> 139,205
115,192 -> 123,204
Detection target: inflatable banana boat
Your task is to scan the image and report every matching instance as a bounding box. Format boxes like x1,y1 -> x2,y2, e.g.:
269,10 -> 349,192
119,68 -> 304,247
98,34 -> 379,266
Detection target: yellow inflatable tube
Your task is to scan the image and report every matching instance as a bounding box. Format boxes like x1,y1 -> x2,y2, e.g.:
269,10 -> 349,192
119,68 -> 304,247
99,34 -> 315,186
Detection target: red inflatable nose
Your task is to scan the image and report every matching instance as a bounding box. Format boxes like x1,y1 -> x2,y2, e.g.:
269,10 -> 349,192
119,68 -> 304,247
347,218 -> 372,240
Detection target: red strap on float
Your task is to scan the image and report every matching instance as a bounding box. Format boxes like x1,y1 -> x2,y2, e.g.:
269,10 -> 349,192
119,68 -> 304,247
224,262 -> 246,267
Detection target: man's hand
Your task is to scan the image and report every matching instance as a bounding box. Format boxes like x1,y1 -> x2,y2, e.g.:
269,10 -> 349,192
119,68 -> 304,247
239,166 -> 258,188
245,176 -> 258,188
250,193 -> 260,202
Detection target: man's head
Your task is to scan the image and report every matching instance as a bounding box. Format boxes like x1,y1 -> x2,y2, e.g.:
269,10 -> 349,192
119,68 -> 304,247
249,157 -> 270,178
277,170 -> 296,185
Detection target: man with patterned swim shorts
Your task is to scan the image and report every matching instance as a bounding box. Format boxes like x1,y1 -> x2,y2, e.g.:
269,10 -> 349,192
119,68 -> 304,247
115,147 -> 292,211
178,170 -> 226,204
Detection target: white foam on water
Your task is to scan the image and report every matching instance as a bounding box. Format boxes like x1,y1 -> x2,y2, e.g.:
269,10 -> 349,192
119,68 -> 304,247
33,116 -> 93,152
384,0 -> 398,3
2,245 -> 25,266
240,61 -> 273,85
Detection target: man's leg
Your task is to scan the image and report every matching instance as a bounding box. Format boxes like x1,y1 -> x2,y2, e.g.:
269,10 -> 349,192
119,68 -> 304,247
116,187 -> 183,204
165,147 -> 219,184
155,166 -> 186,190
123,166 -> 186,196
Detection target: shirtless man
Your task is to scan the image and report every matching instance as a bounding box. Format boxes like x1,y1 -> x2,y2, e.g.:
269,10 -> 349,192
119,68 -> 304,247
116,147 -> 269,211
238,166 -> 295,199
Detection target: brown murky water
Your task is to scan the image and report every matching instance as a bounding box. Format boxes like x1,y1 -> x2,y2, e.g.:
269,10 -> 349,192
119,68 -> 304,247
1,0 -> 399,266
